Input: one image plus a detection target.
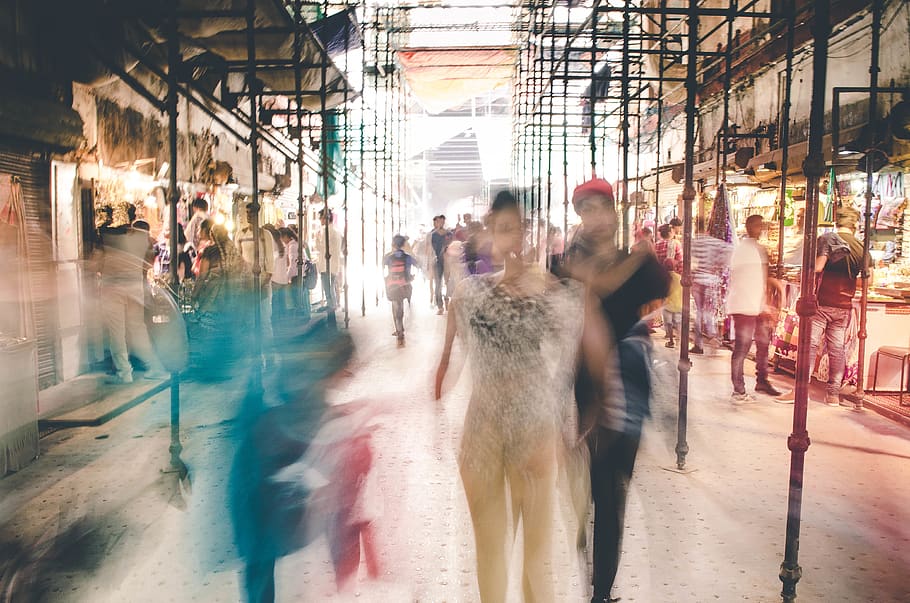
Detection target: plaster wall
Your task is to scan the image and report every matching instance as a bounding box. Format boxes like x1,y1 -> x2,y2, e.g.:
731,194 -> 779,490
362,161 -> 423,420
696,2 -> 910,156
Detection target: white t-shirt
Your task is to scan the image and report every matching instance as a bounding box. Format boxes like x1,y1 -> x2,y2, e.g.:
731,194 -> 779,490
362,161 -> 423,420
271,251 -> 290,285
727,237 -> 767,316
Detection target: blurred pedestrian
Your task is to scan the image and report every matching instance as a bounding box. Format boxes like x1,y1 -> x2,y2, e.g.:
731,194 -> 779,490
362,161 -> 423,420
229,324 -> 355,603
263,224 -> 289,329
632,226 -> 654,254
189,224 -> 244,381
662,257 -> 683,348
564,178 -> 670,603
314,208 -> 343,312
95,204 -> 168,384
237,203 -> 275,342
279,226 -> 309,313
778,206 -> 867,406
384,234 -> 414,345
654,223 -> 682,273
431,215 -> 451,314
435,191 -> 589,602
690,217 -> 733,354
184,197 -> 209,256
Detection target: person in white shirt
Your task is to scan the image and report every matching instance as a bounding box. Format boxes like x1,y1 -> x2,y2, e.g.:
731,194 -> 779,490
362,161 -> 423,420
237,202 -> 275,341
263,224 -> 289,327
314,208 -> 343,311
727,214 -> 784,401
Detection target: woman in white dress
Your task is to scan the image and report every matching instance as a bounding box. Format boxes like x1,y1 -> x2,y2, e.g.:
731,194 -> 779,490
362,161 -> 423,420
435,192 -> 602,602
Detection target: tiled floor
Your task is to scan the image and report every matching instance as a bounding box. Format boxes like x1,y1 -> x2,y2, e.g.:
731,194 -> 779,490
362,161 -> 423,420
1,287 -> 909,602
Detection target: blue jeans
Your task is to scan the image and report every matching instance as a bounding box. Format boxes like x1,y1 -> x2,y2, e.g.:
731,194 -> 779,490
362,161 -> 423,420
808,305 -> 851,396
433,259 -> 445,309
731,313 -> 773,394
692,283 -> 715,348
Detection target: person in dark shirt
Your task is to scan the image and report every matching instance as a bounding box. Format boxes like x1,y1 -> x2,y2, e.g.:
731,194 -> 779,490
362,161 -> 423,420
564,178 -> 669,603
430,215 -> 451,314
809,205 -> 867,407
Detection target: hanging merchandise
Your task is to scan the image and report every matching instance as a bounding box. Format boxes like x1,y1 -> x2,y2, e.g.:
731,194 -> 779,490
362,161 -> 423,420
708,183 -> 733,242
783,188 -> 795,227
823,167 -> 837,223
707,183 -> 733,335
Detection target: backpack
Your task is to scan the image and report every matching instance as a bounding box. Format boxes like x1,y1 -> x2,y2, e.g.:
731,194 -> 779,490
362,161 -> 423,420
385,252 -> 412,300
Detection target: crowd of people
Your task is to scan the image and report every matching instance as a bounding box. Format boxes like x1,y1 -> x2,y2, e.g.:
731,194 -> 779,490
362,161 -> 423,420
89,181 -> 868,603
91,197 -> 327,384
638,204 -> 866,406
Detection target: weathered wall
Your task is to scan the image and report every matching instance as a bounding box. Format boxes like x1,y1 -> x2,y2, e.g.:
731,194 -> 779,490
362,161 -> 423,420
73,74 -> 287,187
696,2 -> 910,158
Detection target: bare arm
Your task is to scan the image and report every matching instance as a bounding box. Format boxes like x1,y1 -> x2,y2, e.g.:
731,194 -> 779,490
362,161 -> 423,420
434,300 -> 459,400
576,288 -> 614,441
588,249 -> 647,298
815,254 -> 828,273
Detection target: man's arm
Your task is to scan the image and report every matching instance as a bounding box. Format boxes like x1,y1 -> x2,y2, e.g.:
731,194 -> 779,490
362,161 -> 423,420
815,254 -> 828,273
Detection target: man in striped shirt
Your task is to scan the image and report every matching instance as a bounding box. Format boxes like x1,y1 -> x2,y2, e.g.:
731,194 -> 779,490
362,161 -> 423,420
690,217 -> 733,354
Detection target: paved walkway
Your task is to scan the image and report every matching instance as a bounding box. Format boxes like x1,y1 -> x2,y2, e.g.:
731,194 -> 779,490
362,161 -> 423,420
1,287 -> 909,602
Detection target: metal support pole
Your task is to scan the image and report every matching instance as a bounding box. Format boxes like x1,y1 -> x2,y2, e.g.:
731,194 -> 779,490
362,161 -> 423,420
373,18 -> 380,308
246,0 -> 265,390
780,0 -> 830,599
166,5 -> 185,478
588,9 -> 598,177
655,2 -> 666,226
343,19 -> 352,330
293,0 -> 311,322
320,36 -> 335,329
563,5 -> 570,240
721,0 -> 737,189
621,0 -> 631,248
854,0 -> 883,409
675,0 -> 699,471
545,24 -> 555,270
776,0 -> 795,280
359,9 -> 367,318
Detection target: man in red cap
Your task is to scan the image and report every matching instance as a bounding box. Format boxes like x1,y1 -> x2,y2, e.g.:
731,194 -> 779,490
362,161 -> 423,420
565,177 -> 669,603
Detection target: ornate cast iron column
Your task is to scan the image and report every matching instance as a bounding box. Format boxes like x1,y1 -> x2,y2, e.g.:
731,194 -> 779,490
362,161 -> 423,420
853,0 -> 883,410
675,0 -> 699,470
780,0 -> 830,599
166,4 -> 185,480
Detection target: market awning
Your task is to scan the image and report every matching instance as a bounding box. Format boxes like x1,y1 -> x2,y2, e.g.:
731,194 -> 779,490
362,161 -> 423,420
397,47 -> 517,114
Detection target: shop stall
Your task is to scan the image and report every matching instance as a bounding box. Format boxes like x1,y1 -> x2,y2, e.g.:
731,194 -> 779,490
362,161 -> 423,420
770,168 -> 910,394
0,175 -> 39,474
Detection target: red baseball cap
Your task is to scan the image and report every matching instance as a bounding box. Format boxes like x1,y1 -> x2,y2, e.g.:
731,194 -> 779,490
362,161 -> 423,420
572,178 -> 614,208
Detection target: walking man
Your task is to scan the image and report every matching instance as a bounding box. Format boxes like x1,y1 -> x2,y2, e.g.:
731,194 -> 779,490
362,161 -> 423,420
565,178 -> 669,603
430,215 -> 450,315
727,214 -> 784,401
